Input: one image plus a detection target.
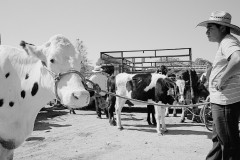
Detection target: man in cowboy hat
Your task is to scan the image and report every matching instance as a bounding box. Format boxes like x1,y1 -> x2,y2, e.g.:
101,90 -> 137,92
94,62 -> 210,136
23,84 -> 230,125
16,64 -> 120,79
197,11 -> 240,160
88,66 -> 109,119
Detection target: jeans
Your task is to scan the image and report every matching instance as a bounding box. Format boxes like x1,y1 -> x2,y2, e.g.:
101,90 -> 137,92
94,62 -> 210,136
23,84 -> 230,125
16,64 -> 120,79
206,102 -> 240,160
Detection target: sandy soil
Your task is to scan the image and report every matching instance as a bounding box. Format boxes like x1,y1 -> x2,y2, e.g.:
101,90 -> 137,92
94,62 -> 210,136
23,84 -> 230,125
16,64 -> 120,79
14,107 -> 213,160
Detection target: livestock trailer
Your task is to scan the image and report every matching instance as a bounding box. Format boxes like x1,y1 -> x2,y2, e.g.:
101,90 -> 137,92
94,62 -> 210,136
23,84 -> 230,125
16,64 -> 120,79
100,48 -> 207,75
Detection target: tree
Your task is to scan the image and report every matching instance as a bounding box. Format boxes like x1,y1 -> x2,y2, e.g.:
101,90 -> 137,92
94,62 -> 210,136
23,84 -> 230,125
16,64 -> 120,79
75,39 -> 93,76
194,58 -> 212,66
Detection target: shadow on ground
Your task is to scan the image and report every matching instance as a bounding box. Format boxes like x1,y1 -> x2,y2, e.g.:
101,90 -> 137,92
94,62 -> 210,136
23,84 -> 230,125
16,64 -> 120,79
34,109 -> 71,131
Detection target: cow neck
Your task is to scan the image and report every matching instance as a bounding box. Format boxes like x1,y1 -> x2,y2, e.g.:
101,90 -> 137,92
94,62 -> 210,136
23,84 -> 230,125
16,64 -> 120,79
39,62 -> 55,100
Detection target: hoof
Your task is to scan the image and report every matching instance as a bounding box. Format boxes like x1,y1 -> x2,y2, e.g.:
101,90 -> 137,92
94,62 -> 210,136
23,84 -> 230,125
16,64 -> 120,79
118,126 -> 124,130
180,118 -> 185,123
147,121 -> 153,125
165,114 -> 169,117
109,120 -> 116,126
157,129 -> 168,135
173,114 -> 177,117
69,108 -> 76,114
158,132 -> 164,136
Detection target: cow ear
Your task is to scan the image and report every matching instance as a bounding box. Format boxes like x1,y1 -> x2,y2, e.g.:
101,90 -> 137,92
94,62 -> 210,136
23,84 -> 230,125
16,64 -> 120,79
20,41 -> 46,62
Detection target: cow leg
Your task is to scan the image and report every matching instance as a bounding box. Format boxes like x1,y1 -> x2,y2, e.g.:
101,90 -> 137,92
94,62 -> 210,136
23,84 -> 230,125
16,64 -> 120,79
173,107 -> 177,117
146,105 -> 156,126
103,108 -> 109,118
191,106 -> 199,123
160,106 -> 167,132
151,107 -> 156,126
154,104 -> 167,135
147,105 -> 152,125
115,97 -> 126,130
165,107 -> 169,117
0,146 -> 14,160
180,107 -> 185,123
107,96 -> 116,126
69,108 -> 76,114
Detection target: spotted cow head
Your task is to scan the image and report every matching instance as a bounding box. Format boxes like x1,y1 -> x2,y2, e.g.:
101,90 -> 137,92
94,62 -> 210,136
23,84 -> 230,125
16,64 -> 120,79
20,35 -> 90,108
175,77 -> 185,104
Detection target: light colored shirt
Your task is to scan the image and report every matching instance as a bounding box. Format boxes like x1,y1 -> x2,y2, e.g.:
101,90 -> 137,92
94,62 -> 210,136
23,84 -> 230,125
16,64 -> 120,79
209,34 -> 240,105
88,72 -> 108,96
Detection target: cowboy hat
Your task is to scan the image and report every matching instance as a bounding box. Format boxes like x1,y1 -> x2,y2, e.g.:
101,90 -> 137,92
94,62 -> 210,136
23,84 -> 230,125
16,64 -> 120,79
92,66 -> 103,73
197,11 -> 240,36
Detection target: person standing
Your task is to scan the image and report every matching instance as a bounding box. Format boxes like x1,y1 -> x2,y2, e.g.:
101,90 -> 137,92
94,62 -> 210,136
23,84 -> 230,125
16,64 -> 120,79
88,66 -> 109,119
197,11 -> 240,160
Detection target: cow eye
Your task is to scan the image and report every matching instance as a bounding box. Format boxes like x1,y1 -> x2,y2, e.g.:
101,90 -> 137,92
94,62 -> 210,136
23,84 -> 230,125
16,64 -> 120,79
50,59 -> 55,63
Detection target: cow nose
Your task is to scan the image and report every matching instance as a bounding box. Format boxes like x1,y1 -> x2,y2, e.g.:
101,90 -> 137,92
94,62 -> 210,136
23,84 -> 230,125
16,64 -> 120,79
72,93 -> 79,100
72,91 -> 87,99
72,90 -> 90,104
179,96 -> 184,104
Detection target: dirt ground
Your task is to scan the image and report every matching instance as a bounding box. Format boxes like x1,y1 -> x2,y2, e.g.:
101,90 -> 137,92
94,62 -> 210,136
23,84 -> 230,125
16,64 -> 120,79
14,107 -> 213,160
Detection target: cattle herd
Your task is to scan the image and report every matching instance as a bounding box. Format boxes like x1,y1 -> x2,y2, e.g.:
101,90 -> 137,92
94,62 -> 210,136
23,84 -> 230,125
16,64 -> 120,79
0,35 -> 209,160
105,69 -> 209,135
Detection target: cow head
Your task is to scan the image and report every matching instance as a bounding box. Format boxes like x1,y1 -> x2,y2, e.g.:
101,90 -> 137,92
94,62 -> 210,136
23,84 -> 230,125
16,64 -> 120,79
175,76 -> 185,104
20,35 -> 90,108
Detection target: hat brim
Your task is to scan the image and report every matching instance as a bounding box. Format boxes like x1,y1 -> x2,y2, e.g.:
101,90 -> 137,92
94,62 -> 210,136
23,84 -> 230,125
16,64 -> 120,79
197,20 -> 240,36
92,69 -> 103,73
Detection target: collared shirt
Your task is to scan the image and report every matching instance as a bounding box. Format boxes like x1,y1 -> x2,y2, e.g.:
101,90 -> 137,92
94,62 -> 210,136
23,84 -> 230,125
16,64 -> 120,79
88,72 -> 108,96
209,34 -> 240,105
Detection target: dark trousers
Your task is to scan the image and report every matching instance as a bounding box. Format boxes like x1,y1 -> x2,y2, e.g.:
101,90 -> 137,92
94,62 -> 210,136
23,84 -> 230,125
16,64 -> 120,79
206,102 -> 240,160
95,95 -> 108,118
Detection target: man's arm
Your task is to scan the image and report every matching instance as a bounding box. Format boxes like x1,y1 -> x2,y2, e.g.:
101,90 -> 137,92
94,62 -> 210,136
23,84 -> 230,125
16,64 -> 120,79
217,50 -> 240,90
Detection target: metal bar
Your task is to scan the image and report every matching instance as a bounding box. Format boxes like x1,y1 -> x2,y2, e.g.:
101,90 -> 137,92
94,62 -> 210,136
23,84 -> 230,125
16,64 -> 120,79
101,48 -> 191,54
121,52 -> 123,72
130,60 -> 192,64
110,54 -> 190,59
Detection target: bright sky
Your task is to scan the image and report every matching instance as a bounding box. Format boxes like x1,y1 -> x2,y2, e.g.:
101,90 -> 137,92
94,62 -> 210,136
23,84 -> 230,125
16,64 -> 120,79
1,0 -> 240,66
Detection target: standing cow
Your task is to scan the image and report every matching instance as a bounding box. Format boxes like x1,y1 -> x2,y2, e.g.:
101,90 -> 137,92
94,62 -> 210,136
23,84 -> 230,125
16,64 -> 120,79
0,35 -> 90,160
170,69 -> 209,122
114,72 -> 176,135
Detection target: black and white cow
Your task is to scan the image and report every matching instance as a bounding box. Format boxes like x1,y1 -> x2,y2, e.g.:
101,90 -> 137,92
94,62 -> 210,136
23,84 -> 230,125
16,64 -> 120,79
114,72 -> 176,135
0,35 -> 90,160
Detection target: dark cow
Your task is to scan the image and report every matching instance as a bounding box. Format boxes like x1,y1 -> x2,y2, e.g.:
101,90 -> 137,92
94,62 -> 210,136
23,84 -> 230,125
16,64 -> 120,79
176,69 -> 209,122
114,72 -> 176,135
106,75 -> 117,125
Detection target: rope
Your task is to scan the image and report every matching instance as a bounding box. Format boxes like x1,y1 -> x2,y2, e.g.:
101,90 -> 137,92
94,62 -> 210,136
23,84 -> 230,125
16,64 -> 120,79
86,87 -> 211,108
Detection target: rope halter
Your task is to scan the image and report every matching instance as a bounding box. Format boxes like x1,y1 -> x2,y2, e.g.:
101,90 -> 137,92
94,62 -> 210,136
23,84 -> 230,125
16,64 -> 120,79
41,61 -> 88,102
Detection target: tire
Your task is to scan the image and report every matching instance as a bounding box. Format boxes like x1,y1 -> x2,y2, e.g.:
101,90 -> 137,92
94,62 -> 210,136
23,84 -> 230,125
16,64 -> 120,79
201,103 -> 213,131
